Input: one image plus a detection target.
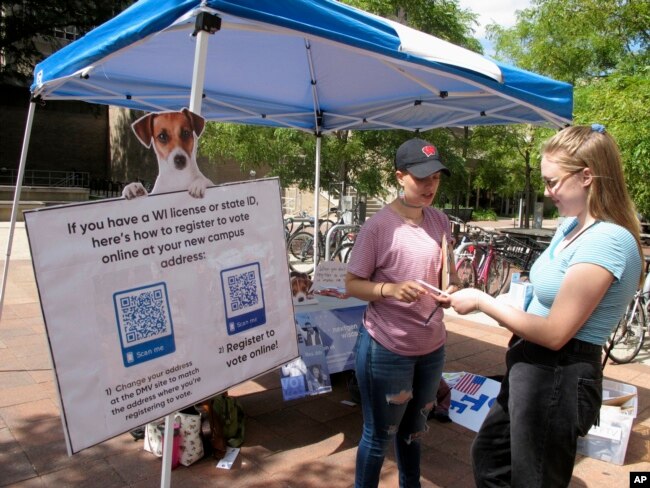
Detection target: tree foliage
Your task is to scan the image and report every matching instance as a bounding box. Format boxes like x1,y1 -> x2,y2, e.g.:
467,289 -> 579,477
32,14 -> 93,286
1,1 -> 134,84
574,71 -> 650,215
486,0 -> 649,83
453,124 -> 555,215
485,0 -> 650,215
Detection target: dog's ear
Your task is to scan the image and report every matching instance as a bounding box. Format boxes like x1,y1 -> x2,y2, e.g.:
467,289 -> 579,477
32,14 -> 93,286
182,108 -> 206,137
131,113 -> 156,148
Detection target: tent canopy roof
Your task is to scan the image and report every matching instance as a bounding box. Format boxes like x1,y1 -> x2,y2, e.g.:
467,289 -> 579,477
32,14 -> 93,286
32,0 -> 572,133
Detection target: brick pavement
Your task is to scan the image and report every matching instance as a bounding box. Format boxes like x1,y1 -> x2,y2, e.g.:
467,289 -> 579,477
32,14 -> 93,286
1,222 -> 649,487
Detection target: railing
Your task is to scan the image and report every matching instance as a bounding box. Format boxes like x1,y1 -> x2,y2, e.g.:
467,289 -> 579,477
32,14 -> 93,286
89,178 -> 127,198
0,169 -> 90,188
282,196 -> 296,215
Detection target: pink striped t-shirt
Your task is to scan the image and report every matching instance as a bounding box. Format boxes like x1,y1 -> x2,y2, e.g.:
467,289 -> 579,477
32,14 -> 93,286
347,205 -> 450,356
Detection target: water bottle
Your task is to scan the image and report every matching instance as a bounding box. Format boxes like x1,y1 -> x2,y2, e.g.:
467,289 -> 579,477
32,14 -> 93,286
171,421 -> 182,469
159,421 -> 182,469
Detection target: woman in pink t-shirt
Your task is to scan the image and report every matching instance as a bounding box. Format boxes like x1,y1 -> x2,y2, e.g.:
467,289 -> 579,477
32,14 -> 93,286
346,138 -> 459,488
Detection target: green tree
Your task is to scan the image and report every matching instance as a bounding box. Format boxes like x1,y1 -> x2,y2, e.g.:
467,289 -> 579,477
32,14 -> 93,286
574,71 -> 650,215
1,1 -> 134,84
486,0 -> 649,83
485,0 -> 650,216
200,124 -> 383,195
459,125 -> 555,223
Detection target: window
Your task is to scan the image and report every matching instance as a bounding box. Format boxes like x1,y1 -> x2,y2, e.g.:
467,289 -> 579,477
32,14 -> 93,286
54,26 -> 79,41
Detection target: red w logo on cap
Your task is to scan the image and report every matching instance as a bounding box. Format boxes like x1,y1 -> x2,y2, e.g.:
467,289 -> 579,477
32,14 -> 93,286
422,145 -> 436,157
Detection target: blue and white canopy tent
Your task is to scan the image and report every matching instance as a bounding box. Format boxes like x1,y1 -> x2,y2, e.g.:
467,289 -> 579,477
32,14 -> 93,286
30,0 -> 571,129
4,1 -> 572,482
5,0 -> 574,318
5,0 -> 574,322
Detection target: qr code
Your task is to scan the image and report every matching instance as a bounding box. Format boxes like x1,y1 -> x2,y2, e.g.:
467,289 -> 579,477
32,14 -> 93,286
227,270 -> 259,312
114,283 -> 172,345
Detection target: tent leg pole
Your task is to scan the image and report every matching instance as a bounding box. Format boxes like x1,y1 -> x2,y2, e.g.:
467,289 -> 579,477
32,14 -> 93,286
313,136 -> 322,270
160,413 -> 176,488
158,21 -> 212,488
0,101 -> 36,321
189,28 -> 210,115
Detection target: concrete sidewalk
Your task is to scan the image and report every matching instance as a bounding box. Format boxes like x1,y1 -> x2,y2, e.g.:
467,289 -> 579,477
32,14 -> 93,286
1,223 -> 649,487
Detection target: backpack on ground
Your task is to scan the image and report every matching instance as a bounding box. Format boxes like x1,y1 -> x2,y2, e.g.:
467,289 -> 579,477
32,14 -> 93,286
196,392 -> 245,458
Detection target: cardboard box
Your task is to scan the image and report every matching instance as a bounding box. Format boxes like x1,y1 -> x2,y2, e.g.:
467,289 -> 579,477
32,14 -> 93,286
576,379 -> 637,465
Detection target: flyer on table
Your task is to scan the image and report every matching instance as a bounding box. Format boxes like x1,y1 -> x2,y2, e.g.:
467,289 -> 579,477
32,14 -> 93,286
24,178 -> 298,454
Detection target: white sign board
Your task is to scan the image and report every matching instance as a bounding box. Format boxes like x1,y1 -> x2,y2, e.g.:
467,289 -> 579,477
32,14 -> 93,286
24,178 -> 298,454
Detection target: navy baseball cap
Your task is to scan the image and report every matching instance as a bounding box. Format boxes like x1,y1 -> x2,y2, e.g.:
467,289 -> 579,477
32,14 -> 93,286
395,138 -> 450,178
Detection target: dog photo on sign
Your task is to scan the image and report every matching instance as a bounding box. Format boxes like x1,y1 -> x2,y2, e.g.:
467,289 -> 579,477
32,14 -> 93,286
289,271 -> 318,305
122,108 -> 213,199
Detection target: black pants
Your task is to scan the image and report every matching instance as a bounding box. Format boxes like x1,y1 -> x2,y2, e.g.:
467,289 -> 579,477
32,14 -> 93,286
471,336 -> 603,488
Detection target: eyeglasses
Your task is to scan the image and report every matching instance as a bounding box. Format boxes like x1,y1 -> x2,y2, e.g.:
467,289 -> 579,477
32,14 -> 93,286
542,170 -> 580,192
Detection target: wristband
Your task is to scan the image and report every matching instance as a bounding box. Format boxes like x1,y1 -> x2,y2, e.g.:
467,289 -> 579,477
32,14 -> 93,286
380,282 -> 387,298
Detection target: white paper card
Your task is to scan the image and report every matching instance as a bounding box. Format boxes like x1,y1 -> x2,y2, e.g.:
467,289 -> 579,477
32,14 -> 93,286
216,447 -> 240,469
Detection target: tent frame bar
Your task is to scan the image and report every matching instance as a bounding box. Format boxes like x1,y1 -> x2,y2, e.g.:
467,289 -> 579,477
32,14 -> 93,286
0,101 -> 37,322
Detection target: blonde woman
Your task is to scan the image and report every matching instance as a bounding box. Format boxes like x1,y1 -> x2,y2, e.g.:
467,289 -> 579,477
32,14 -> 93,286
442,125 -> 644,487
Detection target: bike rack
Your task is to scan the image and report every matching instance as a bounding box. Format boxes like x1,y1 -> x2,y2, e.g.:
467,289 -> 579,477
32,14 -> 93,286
325,224 -> 360,261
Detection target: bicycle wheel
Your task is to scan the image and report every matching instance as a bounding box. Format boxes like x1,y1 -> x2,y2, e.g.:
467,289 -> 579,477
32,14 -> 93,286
287,231 -> 315,274
607,298 -> 645,364
319,218 -> 337,236
497,256 -> 511,291
484,255 -> 510,297
456,257 -> 476,289
331,242 -> 354,263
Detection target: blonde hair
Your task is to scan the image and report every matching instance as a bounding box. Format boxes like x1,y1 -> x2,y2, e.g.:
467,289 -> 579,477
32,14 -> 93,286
542,126 -> 644,284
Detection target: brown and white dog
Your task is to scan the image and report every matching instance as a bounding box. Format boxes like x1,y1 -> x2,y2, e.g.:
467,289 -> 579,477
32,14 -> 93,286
122,108 -> 213,199
290,271 -> 314,303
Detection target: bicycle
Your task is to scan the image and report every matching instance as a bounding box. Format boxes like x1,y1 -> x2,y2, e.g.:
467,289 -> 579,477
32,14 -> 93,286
286,201 -> 361,272
287,198 -> 365,274
454,226 -> 510,297
605,257 -> 650,364
287,224 -> 359,274
328,227 -> 358,263
284,209 -> 336,242
497,233 -> 548,272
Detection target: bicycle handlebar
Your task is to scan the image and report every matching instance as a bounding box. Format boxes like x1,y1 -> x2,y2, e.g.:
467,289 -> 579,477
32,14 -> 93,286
284,216 -> 314,224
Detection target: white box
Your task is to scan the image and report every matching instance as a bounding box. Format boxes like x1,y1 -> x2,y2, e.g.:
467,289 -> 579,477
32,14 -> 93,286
576,379 -> 637,465
509,281 -> 533,310
497,272 -> 533,310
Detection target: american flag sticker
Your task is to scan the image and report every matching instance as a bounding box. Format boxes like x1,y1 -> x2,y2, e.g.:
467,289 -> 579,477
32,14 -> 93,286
454,373 -> 486,395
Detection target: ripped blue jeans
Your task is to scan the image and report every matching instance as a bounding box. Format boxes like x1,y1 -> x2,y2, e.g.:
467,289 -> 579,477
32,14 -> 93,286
354,326 -> 445,488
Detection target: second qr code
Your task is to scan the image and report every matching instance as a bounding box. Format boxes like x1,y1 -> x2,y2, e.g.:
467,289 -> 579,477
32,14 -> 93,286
221,262 -> 266,335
